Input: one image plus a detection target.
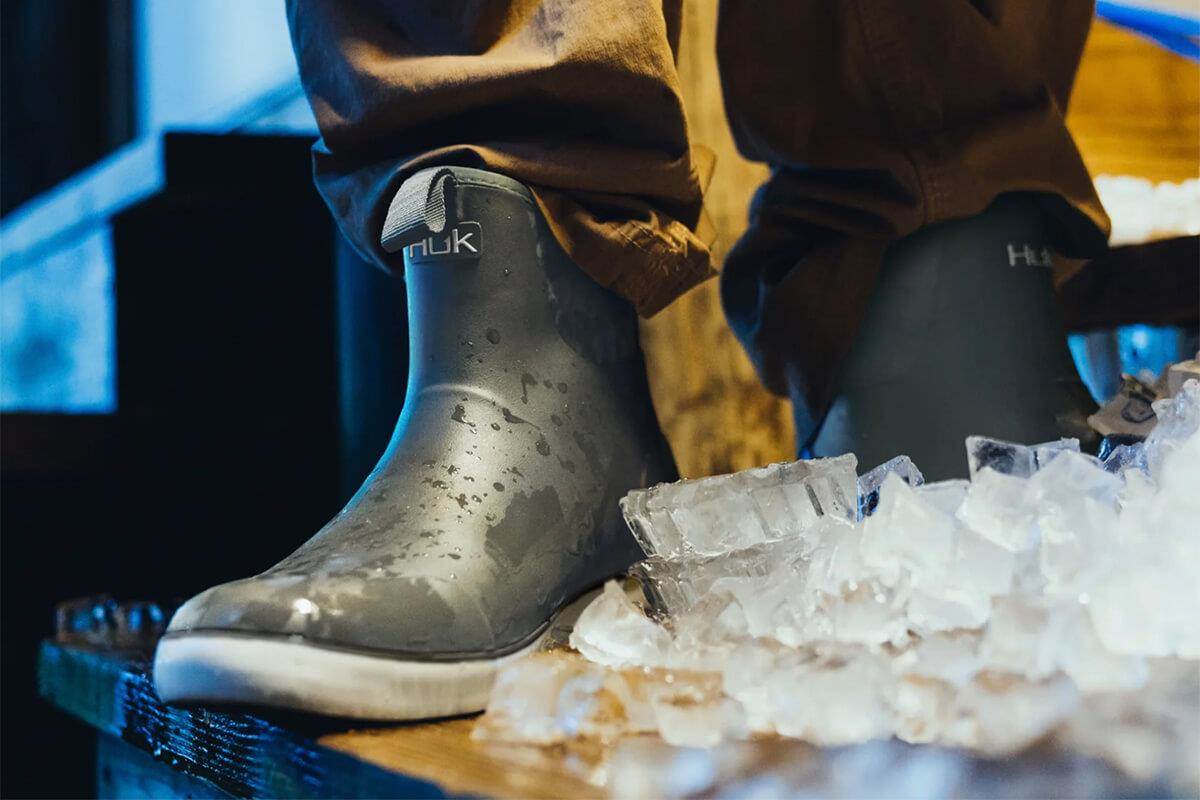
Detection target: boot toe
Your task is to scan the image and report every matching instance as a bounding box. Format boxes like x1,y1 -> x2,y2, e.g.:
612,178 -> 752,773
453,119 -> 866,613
165,570 -> 513,659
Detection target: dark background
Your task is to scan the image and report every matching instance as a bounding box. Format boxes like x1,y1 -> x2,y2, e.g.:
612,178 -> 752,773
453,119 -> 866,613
3,4 -> 136,794
1,0 -> 135,215
1,2 -> 408,796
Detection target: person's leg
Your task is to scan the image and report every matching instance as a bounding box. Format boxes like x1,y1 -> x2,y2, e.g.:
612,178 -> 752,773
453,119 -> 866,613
288,0 -> 713,316
717,0 -> 1111,478
155,0 -> 700,720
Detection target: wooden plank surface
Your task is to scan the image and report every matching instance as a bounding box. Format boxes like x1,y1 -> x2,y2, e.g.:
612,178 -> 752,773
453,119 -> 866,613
40,640 -> 605,799
320,723 -> 604,800
37,642 -> 445,799
43,640 -> 1159,800
97,734 -> 235,800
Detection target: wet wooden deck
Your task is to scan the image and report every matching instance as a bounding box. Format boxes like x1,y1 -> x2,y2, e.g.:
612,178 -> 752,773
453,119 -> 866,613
40,640 -> 1164,799
39,640 -> 601,799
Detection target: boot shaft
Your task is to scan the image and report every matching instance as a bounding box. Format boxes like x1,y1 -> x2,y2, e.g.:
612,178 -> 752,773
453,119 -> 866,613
393,168 -> 644,393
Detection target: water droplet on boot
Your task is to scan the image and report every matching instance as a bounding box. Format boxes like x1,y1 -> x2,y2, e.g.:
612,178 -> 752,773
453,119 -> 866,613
520,373 -> 538,404
502,408 -> 532,425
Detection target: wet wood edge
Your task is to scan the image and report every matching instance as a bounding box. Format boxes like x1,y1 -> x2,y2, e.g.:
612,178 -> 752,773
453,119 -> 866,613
38,641 -> 448,799
39,640 -> 605,800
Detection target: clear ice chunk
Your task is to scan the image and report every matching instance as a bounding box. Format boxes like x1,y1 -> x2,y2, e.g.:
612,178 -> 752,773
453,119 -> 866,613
861,473 -> 957,585
957,468 -> 1037,551
632,538 -> 804,617
1101,442 -> 1147,474
1143,379 -> 1200,477
569,580 -> 670,668
858,455 -> 924,518
949,674 -> 1079,755
1166,358 -> 1200,398
965,435 -> 1080,480
764,650 -> 895,745
917,480 -> 970,515
472,653 -> 605,744
55,596 -> 168,648
1032,437 -> 1081,469
620,454 -> 857,559
650,689 -> 748,748
965,435 -> 1037,478
892,632 -> 981,687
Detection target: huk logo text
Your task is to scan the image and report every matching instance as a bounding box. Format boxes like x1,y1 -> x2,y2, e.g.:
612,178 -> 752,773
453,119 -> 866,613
1006,243 -> 1052,268
406,221 -> 482,262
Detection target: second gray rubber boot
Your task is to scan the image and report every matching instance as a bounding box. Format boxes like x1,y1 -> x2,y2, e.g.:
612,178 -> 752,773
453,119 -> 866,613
154,167 -> 677,720
810,194 -> 1097,480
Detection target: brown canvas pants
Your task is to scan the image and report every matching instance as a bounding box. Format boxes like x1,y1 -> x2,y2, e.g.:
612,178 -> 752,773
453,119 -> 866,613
287,0 -> 1110,444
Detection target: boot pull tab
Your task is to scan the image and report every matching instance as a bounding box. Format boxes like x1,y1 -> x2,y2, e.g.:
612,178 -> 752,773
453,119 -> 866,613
381,167 -> 459,253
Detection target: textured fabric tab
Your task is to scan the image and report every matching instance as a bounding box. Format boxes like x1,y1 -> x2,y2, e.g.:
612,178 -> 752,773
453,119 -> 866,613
380,167 -> 457,253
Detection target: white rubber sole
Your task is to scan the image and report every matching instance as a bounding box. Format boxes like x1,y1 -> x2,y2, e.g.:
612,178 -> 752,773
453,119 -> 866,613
153,586 -> 600,721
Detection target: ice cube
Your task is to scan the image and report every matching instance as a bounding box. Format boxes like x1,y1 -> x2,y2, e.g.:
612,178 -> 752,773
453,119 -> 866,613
473,653 -> 607,744
719,639 -> 801,733
1053,606 -> 1147,693
907,527 -> 1012,628
54,596 -> 168,647
917,480 -> 970,515
1034,450 -> 1121,504
1087,563 -> 1195,658
632,538 -> 803,617
964,436 -> 1078,480
861,473 -> 957,585
650,686 -> 749,747
764,651 -> 894,745
892,632 -> 981,687
965,436 -> 1037,479
620,455 -> 857,559
710,574 -> 806,646
1101,442 -> 1147,474
892,676 -> 957,744
1144,379 -> 1200,478
906,588 -> 990,634
1031,452 -> 1122,590
1061,657 -> 1200,792
858,455 -> 924,518
570,580 -> 670,668
1032,437 -> 1081,469
1166,359 -> 1200,398
827,582 -> 910,646
950,673 -> 1079,755
799,515 -> 870,596
978,597 -> 1057,680
957,468 -> 1036,551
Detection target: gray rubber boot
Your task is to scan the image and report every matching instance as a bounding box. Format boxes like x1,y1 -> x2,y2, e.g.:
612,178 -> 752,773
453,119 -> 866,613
809,194 -> 1097,480
154,167 -> 677,720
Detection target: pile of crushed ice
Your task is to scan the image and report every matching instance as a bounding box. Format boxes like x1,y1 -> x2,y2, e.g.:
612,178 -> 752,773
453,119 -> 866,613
475,379 -> 1200,791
